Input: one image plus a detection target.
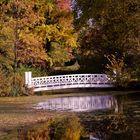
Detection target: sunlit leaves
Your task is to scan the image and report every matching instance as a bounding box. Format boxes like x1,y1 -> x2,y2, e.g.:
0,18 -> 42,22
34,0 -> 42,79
36,0 -> 78,66
0,0 -> 78,69
0,0 -> 78,95
105,54 -> 131,87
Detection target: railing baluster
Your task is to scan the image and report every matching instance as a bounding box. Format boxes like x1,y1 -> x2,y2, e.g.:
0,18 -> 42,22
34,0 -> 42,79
25,72 -> 113,92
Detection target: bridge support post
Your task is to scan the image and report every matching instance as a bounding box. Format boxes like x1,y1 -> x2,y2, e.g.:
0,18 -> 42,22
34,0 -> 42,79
25,71 -> 32,88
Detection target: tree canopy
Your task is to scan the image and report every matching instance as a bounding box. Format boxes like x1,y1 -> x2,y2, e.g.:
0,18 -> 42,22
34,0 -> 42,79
0,0 -> 78,96
0,0 -> 140,95
73,0 -> 140,74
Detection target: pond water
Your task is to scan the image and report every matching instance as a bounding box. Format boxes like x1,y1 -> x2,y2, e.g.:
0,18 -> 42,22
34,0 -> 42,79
21,92 -> 140,140
33,95 -> 118,112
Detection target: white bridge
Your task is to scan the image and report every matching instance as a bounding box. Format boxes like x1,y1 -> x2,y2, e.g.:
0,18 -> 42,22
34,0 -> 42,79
25,72 -> 113,92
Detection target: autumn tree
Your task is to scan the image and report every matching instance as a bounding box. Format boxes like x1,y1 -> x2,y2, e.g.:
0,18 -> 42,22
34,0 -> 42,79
39,0 -> 78,68
0,0 -> 78,95
0,0 -> 49,95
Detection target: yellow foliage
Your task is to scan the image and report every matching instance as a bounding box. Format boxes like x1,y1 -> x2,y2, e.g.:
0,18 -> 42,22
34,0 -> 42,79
105,54 -> 131,87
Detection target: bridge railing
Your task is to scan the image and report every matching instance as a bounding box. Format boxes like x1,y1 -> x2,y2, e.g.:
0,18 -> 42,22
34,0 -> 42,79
25,72 -> 113,92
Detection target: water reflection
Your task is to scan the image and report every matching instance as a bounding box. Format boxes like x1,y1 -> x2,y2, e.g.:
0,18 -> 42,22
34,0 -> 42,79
18,93 -> 140,140
34,95 -> 118,112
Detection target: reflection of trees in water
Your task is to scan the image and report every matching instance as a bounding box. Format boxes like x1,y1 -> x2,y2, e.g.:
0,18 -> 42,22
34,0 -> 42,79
18,115 -> 82,140
18,113 -> 132,140
79,94 -> 140,140
19,94 -> 139,140
79,113 -> 132,140
123,96 -> 140,140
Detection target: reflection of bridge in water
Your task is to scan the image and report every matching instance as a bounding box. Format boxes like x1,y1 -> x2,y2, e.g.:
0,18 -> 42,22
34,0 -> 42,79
25,72 -> 114,92
34,95 -> 118,112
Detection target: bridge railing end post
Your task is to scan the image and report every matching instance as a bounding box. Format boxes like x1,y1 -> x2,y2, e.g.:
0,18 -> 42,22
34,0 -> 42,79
25,71 -> 32,88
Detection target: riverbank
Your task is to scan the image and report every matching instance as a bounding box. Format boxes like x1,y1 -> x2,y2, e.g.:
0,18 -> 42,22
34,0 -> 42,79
0,95 -> 71,140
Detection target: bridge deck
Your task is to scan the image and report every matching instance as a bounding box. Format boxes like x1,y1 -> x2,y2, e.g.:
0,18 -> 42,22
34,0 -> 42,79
25,72 -> 114,92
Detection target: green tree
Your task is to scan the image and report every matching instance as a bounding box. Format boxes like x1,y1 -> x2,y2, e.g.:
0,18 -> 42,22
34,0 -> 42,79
74,0 -> 140,80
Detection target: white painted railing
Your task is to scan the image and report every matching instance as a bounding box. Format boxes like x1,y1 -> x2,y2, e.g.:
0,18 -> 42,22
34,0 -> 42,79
25,72 -> 113,92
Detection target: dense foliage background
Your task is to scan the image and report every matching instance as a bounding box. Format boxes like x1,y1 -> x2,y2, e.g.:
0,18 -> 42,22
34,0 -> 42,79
0,0 -> 139,96
0,0 -> 77,96
73,0 -> 140,86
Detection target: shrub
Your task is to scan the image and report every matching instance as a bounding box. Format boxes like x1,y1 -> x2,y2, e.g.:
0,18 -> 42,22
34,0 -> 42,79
105,54 -> 131,87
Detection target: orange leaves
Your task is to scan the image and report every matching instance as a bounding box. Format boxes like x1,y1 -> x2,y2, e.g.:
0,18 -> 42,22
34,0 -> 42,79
0,0 -> 78,67
0,0 -> 48,66
18,29 -> 47,64
56,0 -> 72,11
